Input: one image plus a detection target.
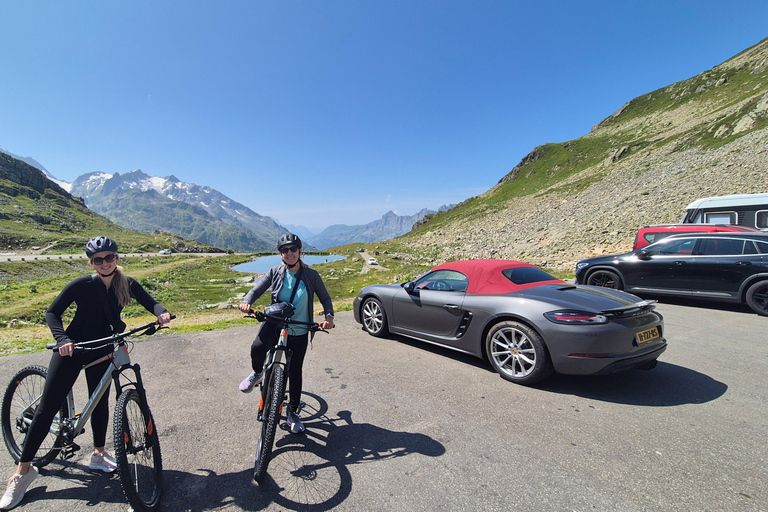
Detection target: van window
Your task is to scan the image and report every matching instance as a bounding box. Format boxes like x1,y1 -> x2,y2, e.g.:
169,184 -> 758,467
756,241 -> 768,254
704,211 -> 736,224
757,210 -> 768,229
699,238 -> 746,256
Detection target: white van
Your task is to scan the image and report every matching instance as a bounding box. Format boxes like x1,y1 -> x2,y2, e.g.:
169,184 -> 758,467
680,192 -> 768,230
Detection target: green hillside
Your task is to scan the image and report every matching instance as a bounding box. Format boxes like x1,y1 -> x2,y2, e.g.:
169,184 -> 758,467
0,152 -> 220,254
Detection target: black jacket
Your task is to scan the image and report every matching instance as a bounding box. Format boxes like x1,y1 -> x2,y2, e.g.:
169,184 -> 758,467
46,274 -> 167,347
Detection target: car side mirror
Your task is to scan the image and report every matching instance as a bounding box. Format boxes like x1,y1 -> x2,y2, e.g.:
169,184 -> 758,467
637,249 -> 652,260
403,281 -> 417,294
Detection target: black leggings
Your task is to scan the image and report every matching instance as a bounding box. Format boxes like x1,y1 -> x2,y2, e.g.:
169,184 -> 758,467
250,323 -> 309,410
20,349 -> 113,463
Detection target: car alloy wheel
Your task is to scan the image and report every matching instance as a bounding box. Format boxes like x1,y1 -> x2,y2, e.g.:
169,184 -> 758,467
746,280 -> 768,316
586,269 -> 622,289
361,298 -> 388,337
485,321 -> 553,385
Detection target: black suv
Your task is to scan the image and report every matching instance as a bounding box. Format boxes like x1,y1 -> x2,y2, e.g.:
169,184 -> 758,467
575,232 -> 768,316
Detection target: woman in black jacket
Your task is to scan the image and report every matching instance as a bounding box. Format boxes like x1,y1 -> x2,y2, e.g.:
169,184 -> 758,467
0,236 -> 172,511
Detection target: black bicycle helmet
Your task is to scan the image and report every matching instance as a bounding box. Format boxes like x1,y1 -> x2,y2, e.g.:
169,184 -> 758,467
85,236 -> 118,257
277,233 -> 302,251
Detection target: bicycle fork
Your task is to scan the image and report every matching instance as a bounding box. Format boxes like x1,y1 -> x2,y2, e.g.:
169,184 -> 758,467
257,343 -> 292,422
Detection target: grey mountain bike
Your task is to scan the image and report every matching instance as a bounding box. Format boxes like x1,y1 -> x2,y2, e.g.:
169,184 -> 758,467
246,310 -> 326,483
1,317 -> 174,512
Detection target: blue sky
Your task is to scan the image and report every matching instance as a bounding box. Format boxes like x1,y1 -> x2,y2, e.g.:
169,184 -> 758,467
2,2 -> 767,232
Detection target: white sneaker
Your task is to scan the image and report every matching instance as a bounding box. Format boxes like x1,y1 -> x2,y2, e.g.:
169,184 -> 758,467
239,371 -> 263,393
89,451 -> 117,473
0,465 -> 38,510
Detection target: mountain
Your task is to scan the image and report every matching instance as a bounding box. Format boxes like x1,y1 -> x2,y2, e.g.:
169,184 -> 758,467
403,36 -> 768,270
68,170 -> 286,252
307,207 -> 452,250
281,224 -> 317,242
0,152 -> 216,254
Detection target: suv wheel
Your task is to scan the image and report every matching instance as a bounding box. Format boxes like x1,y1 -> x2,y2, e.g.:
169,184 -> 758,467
746,280 -> 768,316
586,269 -> 623,290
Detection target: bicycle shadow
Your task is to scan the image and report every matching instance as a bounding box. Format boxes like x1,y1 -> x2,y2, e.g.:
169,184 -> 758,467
161,392 -> 445,511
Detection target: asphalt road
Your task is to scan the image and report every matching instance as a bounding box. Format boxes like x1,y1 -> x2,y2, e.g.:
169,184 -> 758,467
0,301 -> 766,512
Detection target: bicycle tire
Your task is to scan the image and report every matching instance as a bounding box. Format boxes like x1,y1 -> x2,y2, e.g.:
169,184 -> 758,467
113,389 -> 163,512
1,365 -> 70,467
253,364 -> 286,482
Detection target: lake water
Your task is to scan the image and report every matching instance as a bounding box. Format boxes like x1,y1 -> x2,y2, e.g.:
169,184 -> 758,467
232,254 -> 347,274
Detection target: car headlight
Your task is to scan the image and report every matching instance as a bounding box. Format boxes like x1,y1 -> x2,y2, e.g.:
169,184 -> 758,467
544,310 -> 608,324
575,262 -> 590,271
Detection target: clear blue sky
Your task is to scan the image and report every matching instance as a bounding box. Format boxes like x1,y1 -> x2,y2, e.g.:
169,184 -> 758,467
2,1 -> 767,232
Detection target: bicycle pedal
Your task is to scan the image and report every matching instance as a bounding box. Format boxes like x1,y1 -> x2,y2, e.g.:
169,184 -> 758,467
60,442 -> 81,460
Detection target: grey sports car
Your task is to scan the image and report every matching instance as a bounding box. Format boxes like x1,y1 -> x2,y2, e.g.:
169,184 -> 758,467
353,259 -> 667,385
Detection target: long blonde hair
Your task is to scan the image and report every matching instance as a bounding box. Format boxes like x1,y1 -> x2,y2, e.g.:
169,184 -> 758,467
112,266 -> 131,307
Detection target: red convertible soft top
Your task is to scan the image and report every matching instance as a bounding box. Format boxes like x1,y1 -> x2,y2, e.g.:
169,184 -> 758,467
430,259 -> 566,294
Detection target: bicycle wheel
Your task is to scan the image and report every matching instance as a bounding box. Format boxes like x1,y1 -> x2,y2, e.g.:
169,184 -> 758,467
253,365 -> 286,483
1,365 -> 70,467
113,389 -> 163,512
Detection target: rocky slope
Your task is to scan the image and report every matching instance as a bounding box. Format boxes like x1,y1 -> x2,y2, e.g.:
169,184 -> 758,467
408,37 -> 768,271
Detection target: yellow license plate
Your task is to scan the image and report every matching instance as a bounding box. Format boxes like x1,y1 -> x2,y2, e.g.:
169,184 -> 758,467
636,326 -> 660,344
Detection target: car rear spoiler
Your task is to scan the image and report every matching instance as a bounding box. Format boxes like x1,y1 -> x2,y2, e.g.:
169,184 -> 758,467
600,300 -> 657,317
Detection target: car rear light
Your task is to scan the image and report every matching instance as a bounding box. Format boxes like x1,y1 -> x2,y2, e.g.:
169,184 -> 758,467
544,310 -> 608,324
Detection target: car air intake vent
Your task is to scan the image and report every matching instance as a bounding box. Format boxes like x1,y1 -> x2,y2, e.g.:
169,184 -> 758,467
456,312 -> 473,338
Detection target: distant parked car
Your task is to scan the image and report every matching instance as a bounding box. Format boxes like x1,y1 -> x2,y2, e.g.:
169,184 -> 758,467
633,224 -> 760,250
576,232 -> 768,316
368,258 -> 378,265
356,248 -> 364,252
158,249 -> 172,255
354,259 -> 666,385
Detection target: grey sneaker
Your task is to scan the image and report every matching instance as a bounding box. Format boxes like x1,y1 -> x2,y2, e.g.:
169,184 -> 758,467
286,405 -> 305,434
89,451 -> 117,473
239,371 -> 263,393
0,465 -> 38,510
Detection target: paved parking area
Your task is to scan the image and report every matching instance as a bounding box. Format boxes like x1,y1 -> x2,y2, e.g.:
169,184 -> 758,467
0,301 -> 765,511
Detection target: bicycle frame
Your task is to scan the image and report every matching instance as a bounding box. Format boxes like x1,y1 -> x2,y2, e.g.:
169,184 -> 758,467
247,311 -> 325,420
42,321 -> 164,454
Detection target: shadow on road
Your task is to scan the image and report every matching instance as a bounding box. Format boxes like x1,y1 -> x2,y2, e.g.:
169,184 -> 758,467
359,327 -> 728,407
537,361 -> 727,406
160,393 -> 445,511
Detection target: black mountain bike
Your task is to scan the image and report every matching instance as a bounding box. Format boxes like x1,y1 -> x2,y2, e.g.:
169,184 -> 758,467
1,317 -> 173,512
246,310 -> 326,483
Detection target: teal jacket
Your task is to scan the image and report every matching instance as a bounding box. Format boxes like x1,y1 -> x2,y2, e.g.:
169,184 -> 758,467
242,264 -> 334,324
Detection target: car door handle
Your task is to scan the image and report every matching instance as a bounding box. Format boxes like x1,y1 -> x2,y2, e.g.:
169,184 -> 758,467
736,261 -> 752,266
674,261 -> 686,265
443,304 -> 460,310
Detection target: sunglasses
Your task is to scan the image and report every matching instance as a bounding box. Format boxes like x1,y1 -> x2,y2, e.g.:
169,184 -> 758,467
91,254 -> 118,265
279,246 -> 299,254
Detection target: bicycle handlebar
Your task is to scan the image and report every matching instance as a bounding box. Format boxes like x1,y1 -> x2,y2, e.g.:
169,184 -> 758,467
246,310 -> 327,333
46,314 -> 176,351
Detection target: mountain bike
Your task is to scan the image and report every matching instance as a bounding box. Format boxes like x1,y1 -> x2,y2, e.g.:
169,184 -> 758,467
0,317 -> 174,512
246,310 -> 326,483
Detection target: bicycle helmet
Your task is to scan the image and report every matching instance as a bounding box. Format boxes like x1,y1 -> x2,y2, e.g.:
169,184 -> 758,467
85,236 -> 118,257
277,233 -> 302,251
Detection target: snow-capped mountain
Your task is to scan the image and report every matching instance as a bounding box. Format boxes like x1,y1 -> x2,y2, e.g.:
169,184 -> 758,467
69,169 -> 287,252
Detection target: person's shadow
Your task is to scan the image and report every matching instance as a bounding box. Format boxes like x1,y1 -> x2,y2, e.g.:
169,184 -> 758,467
161,392 -> 446,511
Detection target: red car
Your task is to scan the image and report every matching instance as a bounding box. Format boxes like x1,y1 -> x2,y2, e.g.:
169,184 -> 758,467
633,224 -> 760,250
